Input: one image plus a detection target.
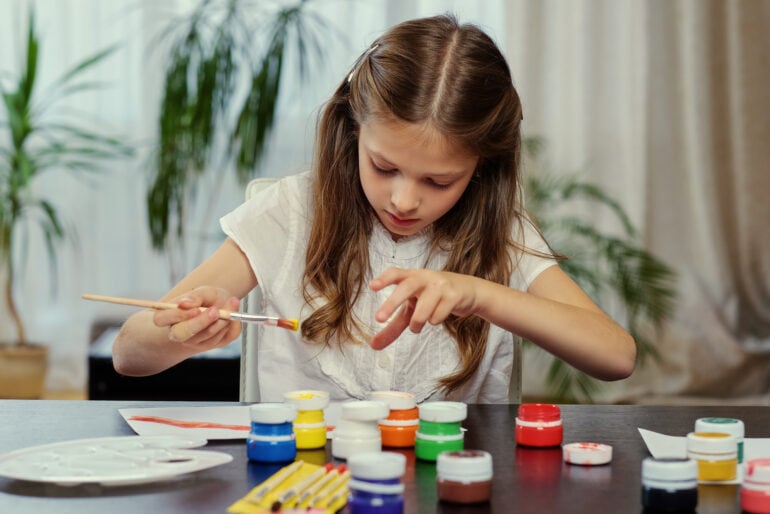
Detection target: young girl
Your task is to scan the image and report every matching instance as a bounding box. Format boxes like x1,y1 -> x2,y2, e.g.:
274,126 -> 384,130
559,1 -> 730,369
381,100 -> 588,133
113,14 -> 636,403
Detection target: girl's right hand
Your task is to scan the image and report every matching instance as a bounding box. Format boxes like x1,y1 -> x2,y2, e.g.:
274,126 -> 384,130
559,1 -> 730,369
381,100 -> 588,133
152,286 -> 242,351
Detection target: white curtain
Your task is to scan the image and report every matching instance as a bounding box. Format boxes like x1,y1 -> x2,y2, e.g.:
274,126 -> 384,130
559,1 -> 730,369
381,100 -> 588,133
508,0 -> 770,402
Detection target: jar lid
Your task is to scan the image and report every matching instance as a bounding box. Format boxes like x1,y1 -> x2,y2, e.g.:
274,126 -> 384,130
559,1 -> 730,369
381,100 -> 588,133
340,400 -> 390,421
563,442 -> 613,466
347,451 -> 406,479
437,450 -> 493,481
695,417 -> 744,438
517,403 -> 561,422
368,391 -> 416,411
418,401 -> 467,423
686,432 -> 737,454
745,459 -> 770,485
283,390 -> 330,411
642,458 -> 698,481
249,402 -> 297,423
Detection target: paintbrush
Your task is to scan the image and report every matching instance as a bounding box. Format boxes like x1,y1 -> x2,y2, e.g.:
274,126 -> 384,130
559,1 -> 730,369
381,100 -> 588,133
81,293 -> 299,331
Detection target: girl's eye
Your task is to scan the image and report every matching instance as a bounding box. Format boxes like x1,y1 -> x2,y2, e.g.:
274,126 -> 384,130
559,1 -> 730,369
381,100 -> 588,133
428,179 -> 452,190
372,162 -> 396,175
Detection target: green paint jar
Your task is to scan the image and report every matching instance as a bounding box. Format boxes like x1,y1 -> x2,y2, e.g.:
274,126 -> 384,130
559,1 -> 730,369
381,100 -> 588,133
414,401 -> 467,461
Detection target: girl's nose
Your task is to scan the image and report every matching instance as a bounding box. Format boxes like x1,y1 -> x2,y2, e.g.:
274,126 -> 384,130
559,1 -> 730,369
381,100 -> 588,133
391,180 -> 420,214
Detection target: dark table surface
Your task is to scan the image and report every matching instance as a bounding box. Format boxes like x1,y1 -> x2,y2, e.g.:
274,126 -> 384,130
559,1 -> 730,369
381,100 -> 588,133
1,400 -> 768,513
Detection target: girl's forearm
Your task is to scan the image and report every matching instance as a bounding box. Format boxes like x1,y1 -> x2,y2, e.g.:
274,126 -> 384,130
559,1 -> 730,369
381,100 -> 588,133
112,310 -> 200,376
473,278 -> 636,380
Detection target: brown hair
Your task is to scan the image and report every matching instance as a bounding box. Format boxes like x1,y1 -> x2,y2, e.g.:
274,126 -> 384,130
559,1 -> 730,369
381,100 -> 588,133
302,14 -> 527,393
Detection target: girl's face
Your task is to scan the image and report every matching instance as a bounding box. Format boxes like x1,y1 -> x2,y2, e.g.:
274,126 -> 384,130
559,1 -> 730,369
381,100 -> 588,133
358,118 -> 478,240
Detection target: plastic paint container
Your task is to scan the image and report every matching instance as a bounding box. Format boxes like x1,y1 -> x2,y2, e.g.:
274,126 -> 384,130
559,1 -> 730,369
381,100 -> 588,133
246,403 -> 297,462
283,390 -> 330,450
515,403 -> 563,447
368,391 -> 419,448
742,458 -> 770,513
332,400 -> 390,460
348,451 -> 406,514
562,442 -> 613,466
641,457 -> 698,512
414,401 -> 467,461
436,450 -> 493,504
686,431 -> 738,481
695,417 -> 745,463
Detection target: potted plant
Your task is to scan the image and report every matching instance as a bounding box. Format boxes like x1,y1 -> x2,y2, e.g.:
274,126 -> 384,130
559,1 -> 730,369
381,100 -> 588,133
523,137 -> 678,402
0,11 -> 132,398
147,0 -> 333,281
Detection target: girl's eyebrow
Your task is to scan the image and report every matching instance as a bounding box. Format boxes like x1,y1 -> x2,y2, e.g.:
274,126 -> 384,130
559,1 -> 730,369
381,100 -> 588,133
369,150 -> 470,179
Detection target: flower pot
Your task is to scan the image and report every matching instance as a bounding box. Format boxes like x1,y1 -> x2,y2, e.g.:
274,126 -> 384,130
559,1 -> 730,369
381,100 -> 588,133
0,343 -> 48,398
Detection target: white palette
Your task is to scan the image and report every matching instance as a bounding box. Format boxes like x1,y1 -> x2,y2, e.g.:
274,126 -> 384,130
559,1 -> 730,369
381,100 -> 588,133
0,434 -> 232,486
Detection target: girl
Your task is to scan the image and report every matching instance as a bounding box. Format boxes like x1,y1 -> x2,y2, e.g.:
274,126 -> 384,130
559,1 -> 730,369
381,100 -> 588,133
113,14 -> 636,403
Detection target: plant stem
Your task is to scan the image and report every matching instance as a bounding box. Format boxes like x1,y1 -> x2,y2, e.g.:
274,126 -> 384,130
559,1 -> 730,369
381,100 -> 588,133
3,255 -> 26,345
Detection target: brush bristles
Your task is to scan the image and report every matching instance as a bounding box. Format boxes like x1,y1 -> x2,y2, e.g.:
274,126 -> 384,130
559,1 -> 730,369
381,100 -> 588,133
278,318 -> 299,331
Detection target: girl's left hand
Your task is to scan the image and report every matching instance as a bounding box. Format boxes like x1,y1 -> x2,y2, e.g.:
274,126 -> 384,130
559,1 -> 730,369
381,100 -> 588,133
369,268 -> 480,350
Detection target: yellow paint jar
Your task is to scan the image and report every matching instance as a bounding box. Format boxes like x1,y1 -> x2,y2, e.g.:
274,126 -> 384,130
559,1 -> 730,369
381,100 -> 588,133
283,390 -> 330,450
686,431 -> 738,481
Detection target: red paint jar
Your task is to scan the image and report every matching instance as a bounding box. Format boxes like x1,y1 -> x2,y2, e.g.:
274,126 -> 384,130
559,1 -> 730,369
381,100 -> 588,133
515,403 -> 563,448
743,459 -> 770,513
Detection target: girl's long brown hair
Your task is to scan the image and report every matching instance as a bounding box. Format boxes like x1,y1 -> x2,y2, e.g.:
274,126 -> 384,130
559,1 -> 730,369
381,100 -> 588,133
302,14 -> 526,393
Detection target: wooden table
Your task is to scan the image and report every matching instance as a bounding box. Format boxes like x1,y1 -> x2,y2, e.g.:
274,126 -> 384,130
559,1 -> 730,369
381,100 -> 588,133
1,401 -> 768,513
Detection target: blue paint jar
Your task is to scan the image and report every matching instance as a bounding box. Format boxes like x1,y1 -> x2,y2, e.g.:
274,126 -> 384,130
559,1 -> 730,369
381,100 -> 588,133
246,403 -> 297,463
347,452 -> 406,514
641,457 -> 698,513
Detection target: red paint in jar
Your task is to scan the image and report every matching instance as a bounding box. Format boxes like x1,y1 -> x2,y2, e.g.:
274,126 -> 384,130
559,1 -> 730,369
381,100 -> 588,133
743,458 -> 770,513
515,403 -> 563,447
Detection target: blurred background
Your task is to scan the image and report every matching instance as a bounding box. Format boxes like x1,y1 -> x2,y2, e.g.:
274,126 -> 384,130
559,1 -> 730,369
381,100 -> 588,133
0,0 -> 768,403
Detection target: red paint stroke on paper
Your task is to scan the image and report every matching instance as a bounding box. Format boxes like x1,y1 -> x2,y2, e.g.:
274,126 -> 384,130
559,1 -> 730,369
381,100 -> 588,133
129,415 -> 250,431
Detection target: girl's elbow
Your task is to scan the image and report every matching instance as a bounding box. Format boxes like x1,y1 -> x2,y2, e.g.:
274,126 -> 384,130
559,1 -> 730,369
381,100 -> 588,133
605,334 -> 637,380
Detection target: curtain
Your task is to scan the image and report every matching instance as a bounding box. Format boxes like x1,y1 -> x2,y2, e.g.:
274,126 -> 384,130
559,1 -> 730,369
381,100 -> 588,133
508,0 -> 770,402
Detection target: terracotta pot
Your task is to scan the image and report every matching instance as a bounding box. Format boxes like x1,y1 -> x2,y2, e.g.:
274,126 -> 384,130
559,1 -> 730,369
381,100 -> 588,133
0,343 -> 48,399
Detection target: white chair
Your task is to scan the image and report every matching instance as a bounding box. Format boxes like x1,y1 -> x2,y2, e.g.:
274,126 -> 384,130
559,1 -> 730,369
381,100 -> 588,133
239,177 -> 278,402
238,177 -> 523,404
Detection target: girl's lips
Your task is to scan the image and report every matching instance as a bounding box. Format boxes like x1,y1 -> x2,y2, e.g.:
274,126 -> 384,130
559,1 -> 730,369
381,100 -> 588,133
385,211 -> 419,227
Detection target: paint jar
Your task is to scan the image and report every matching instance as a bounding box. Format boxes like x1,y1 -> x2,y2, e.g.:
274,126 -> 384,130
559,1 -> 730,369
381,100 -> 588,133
348,451 -> 406,514
246,403 -> 297,463
695,417 -> 745,463
641,457 -> 698,513
742,458 -> 770,513
332,400 -> 390,460
368,391 -> 419,448
515,403 -> 563,448
686,431 -> 737,481
563,442 -> 613,466
283,390 -> 330,450
414,401 -> 467,461
436,450 -> 493,504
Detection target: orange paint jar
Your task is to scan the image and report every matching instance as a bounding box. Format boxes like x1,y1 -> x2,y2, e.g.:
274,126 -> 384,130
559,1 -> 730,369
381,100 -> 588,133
368,391 -> 419,448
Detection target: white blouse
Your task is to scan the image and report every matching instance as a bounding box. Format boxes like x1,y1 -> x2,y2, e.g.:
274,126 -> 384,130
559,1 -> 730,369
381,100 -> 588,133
220,171 -> 555,403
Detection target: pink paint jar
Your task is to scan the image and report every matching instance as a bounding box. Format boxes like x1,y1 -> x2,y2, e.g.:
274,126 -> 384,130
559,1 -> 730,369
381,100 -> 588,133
743,459 -> 770,513
515,404 -> 563,447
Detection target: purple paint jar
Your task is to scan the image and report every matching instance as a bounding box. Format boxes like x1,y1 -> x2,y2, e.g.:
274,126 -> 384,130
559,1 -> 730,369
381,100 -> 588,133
347,452 -> 406,514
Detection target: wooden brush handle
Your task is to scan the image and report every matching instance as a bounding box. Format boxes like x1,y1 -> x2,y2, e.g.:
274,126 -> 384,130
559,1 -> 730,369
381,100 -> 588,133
81,293 -> 233,320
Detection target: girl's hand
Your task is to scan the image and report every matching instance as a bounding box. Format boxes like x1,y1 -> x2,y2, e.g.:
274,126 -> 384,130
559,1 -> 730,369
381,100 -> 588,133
369,268 -> 480,350
152,286 -> 242,350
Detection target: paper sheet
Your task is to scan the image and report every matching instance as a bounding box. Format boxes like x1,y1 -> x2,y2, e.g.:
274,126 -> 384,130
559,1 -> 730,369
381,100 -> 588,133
120,404 -> 344,440
638,428 -> 770,484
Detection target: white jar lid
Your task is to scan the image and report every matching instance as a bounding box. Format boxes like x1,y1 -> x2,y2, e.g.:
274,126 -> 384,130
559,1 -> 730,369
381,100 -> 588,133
368,391 -> 416,411
418,401 -> 467,423
745,459 -> 770,485
347,451 -> 406,479
249,403 -> 297,424
437,450 -> 493,481
695,417 -> 744,438
340,400 -> 390,421
642,457 -> 698,481
686,431 -> 738,455
283,390 -> 330,411
563,442 -> 613,466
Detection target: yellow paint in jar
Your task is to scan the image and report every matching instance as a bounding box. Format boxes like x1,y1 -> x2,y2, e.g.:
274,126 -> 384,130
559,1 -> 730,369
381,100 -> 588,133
686,432 -> 738,481
283,390 -> 330,449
